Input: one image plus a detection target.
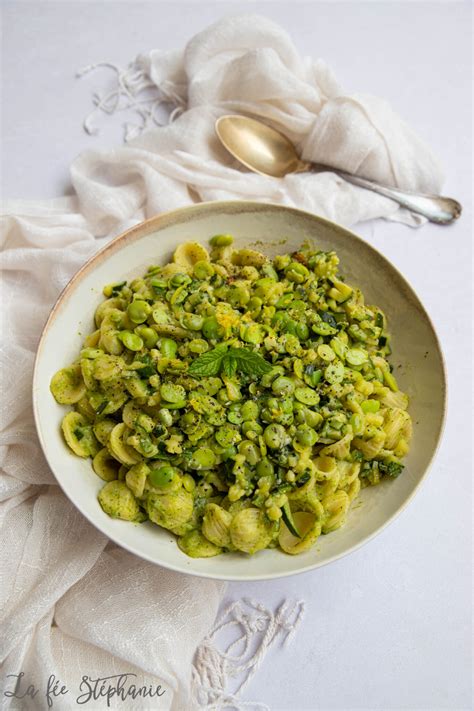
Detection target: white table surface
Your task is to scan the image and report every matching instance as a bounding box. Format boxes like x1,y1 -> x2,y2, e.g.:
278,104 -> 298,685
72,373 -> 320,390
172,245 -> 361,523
2,2 -> 472,709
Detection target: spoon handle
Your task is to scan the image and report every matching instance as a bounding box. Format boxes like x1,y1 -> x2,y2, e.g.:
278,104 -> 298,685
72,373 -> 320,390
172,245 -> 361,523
326,168 -> 462,225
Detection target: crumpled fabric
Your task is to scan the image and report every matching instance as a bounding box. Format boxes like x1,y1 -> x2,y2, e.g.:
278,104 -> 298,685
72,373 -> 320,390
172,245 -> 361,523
0,200 -> 224,711
74,13 -> 443,235
1,13 -> 442,710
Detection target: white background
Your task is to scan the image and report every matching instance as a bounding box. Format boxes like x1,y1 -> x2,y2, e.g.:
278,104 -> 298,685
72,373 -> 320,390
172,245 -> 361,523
2,1 -> 472,709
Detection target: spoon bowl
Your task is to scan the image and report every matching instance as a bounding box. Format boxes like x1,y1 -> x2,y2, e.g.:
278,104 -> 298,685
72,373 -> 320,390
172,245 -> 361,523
216,115 -> 308,178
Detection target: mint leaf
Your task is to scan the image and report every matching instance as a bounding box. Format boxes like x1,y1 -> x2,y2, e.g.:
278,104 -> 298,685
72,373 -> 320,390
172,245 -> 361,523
222,357 -> 237,377
188,345 -> 272,379
227,348 -> 273,377
188,345 -> 227,377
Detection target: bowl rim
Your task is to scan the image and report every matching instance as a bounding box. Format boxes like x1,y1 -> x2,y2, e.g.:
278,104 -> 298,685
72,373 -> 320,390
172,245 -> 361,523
32,200 -> 447,581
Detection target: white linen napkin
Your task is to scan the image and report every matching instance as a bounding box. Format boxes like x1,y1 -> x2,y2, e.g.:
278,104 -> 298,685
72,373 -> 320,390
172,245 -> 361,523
74,14 -> 443,233
1,13 -> 443,710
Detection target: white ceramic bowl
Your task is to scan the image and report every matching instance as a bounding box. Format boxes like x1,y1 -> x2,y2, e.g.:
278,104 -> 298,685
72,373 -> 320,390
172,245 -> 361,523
33,202 -> 446,581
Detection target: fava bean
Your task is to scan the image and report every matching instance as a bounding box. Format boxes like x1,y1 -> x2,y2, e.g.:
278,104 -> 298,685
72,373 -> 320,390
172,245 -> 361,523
135,326 -> 158,348
294,387 -> 320,406
160,382 -> 186,403
263,423 -> 286,449
210,234 -> 234,247
118,331 -> 143,351
150,465 -> 179,489
127,300 -> 151,324
161,338 -> 178,358
271,376 -> 295,396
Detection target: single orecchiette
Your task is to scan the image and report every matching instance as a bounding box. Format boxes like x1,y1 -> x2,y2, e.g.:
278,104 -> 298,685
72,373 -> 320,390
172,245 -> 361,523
92,448 -> 121,481
173,242 -> 210,270
98,481 -> 141,521
178,529 -> 222,558
279,512 -> 322,554
320,433 -> 353,459
202,503 -> 233,548
125,462 -> 149,498
61,412 -> 100,458
230,508 -> 276,554
322,491 -> 350,534
108,423 -> 142,466
147,489 -> 194,530
50,365 -> 86,404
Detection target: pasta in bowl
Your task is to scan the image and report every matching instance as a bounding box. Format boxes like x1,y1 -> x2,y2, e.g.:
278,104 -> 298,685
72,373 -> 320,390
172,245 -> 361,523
50,236 -> 412,558
34,202 -> 445,579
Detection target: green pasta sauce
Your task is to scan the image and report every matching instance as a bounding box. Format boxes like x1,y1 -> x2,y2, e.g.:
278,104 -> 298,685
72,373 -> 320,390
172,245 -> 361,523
50,236 -> 412,557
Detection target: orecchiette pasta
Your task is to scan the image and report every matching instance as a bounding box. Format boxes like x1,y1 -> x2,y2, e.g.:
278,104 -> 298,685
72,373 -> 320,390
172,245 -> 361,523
50,236 -> 412,557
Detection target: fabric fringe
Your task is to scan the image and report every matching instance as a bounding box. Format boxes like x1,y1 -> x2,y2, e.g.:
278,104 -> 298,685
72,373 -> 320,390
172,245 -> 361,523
77,61 -> 184,141
191,598 -> 305,710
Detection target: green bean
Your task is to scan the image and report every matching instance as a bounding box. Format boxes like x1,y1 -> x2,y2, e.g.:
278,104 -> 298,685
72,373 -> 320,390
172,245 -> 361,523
188,338 -> 209,354
346,348 -> 368,366
103,281 -> 126,297
150,278 -> 168,293
282,334 -> 300,355
312,321 -> 337,336
285,262 -> 309,283
325,361 -> 345,384
295,322 -> 309,340
170,273 -> 192,287
181,313 -> 204,331
149,465 -> 179,489
160,382 -> 186,403
227,403 -> 243,425
348,324 -> 368,342
275,293 -> 294,309
80,348 -> 103,359
180,411 -> 201,433
241,420 -> 263,437
294,425 -> 317,447
118,331 -> 143,351
294,387 -> 320,406
256,458 -> 274,478
305,409 -> 322,428
263,423 -> 286,449
134,326 -> 158,348
157,409 -> 173,427
219,445 -> 238,460
306,369 -> 322,387
152,308 -> 170,325
229,286 -> 250,307
261,264 -> 279,281
161,338 -> 178,358
202,316 -> 222,340
291,300 -> 306,312
215,424 -> 241,447
210,234 -> 234,247
170,285 -> 188,305
199,377 -> 222,396
318,344 -> 336,362
271,376 -> 295,396
127,300 -> 151,324
193,260 -> 215,279
238,440 -> 261,465
240,323 -> 263,344
241,400 -> 259,421
188,448 -> 216,470
247,296 -> 263,315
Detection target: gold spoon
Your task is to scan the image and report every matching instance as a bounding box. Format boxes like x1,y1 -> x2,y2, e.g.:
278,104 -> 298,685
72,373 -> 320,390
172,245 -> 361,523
215,115 -> 462,225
